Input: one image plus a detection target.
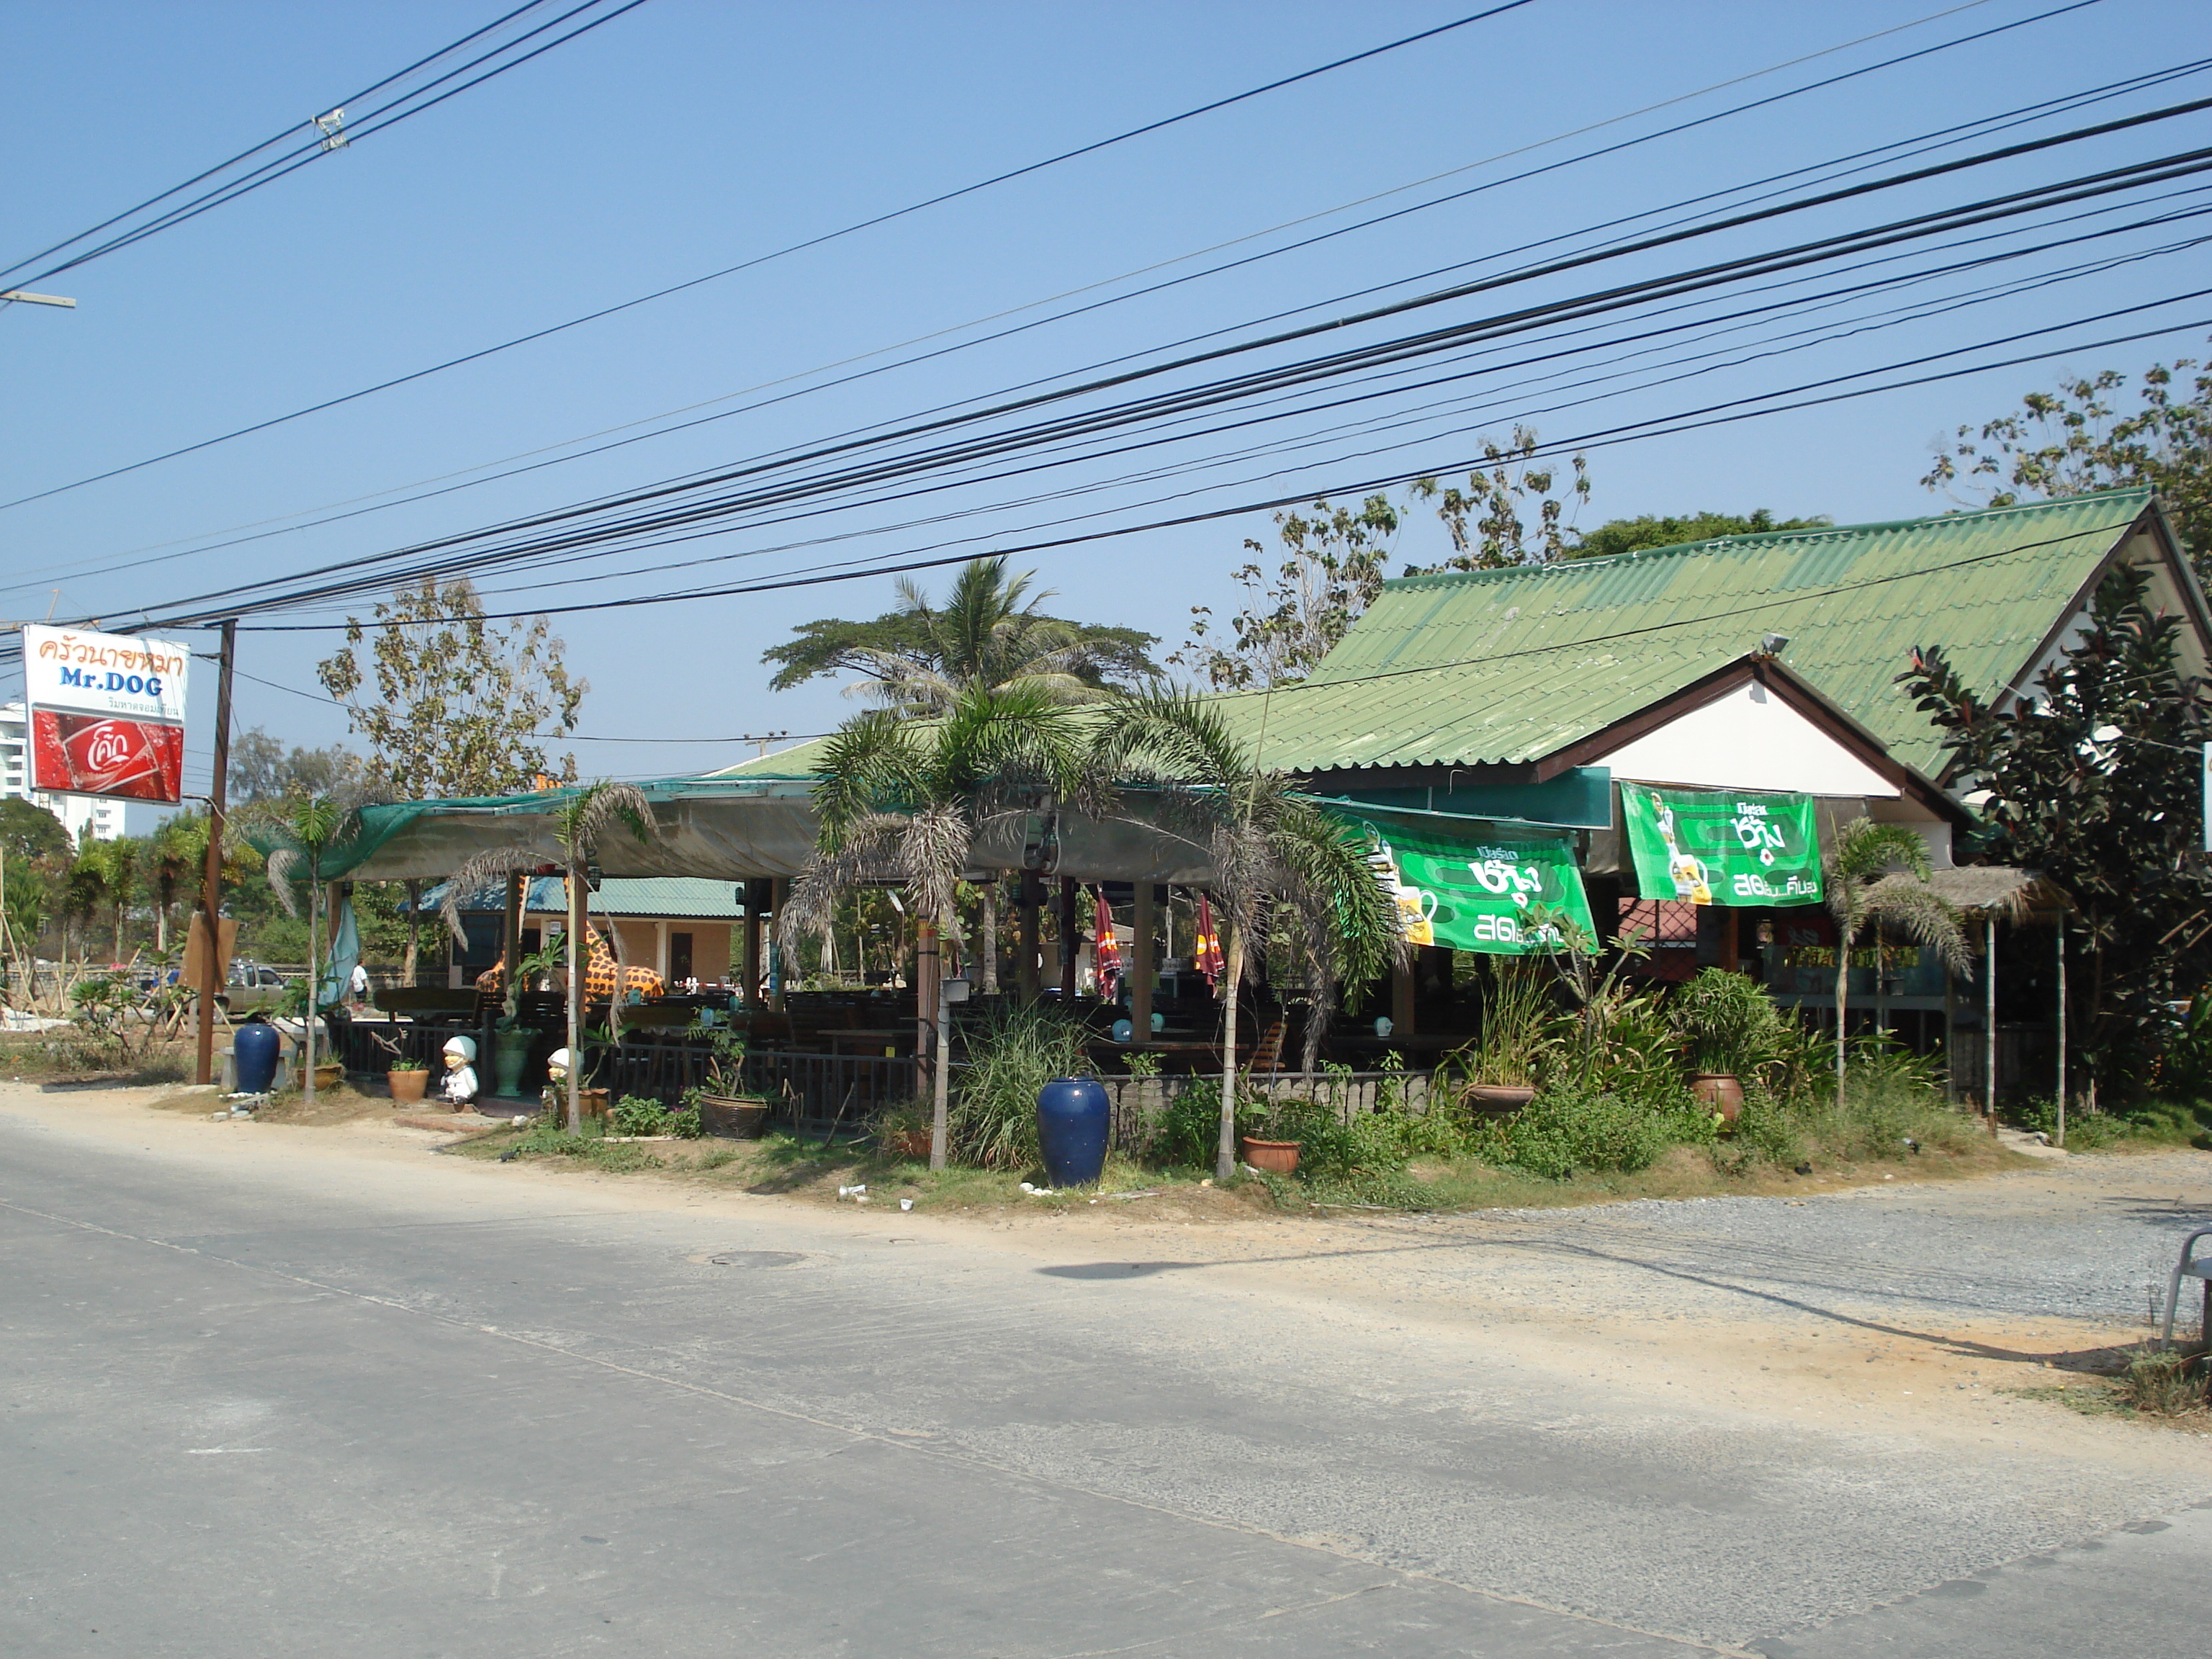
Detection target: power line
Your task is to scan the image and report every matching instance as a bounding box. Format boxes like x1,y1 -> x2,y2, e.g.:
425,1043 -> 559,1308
112,302 -> 2200,634
0,1 -> 647,290
143,119 -> 2212,621
0,2 -> 1539,511
30,20 -> 2170,601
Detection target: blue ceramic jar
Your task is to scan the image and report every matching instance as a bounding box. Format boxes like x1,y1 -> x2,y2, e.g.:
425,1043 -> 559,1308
233,1020 -> 282,1094
1035,1075 -> 1110,1187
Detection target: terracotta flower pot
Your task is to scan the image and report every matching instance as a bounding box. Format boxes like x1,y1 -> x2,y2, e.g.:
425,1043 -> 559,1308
1239,1136 -> 1300,1175
696,1093 -> 770,1139
387,1068 -> 428,1105
1465,1083 -> 1535,1115
1691,1074 -> 1744,1120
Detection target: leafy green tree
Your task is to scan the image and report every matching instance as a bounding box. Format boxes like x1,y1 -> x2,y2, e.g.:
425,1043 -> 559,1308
228,728 -> 366,809
1090,691 -> 1403,1179
1922,348 -> 2211,577
765,556 -> 1158,714
318,577 -> 581,981
1406,428 -> 1591,571
1176,431 -> 1591,691
0,799 -> 70,866
1567,509 -> 1830,561
316,576 -> 584,799
1822,819 -> 1969,1106
1174,495 -> 1403,691
1899,564 -> 2212,1094
783,686 -> 1091,1169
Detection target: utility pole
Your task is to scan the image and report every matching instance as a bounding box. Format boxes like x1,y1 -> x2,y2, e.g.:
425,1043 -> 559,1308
193,620 -> 237,1087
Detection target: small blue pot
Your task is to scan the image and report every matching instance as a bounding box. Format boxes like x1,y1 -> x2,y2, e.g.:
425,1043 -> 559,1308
1035,1075 -> 1110,1187
233,1021 -> 282,1094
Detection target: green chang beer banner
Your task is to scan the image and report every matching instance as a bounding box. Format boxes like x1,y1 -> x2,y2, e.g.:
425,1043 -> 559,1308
1334,810 -> 1596,956
1620,783 -> 1822,907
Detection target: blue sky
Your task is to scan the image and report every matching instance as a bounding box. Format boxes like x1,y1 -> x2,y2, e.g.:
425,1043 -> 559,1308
2,0 -> 2207,801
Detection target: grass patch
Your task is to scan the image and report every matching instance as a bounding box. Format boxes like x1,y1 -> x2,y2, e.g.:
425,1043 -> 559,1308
2007,1095 -> 2212,1152
2012,1349 -> 2209,1425
0,1033 -> 194,1086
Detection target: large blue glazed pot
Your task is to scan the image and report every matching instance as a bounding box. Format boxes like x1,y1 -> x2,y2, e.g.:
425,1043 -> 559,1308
1035,1075 -> 1110,1187
233,1020 -> 282,1094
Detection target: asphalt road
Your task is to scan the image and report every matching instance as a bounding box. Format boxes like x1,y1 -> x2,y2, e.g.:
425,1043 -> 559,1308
4,1096 -> 2209,1658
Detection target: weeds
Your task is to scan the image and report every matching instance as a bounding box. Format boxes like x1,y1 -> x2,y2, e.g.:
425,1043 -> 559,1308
2118,1350 -> 2208,1416
951,1000 -> 1089,1168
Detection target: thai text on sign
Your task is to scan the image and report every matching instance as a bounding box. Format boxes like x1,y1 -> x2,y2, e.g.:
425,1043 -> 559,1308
1620,783 -> 1822,907
20,624 -> 191,804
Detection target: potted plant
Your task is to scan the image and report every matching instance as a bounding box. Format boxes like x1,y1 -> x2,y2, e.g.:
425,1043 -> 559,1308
387,1056 -> 429,1104
690,1027 -> 770,1138
1669,968 -> 1780,1120
1461,959 -> 1548,1112
875,1100 -> 933,1161
1235,1095 -> 1303,1175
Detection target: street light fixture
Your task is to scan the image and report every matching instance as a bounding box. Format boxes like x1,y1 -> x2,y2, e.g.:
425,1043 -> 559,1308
2,291 -> 76,308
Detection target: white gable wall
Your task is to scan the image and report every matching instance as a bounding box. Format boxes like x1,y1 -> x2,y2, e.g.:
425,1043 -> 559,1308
1593,680 -> 1900,798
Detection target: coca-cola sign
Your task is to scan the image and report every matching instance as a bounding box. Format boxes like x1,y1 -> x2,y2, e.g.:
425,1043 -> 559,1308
31,711 -> 185,803
19,624 -> 191,803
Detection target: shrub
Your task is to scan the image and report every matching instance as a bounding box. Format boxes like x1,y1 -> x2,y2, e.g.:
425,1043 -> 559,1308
611,1096 -> 669,1137
1501,1088 -> 1673,1179
2118,1350 -> 2206,1416
1143,1077 -> 1222,1169
668,1105 -> 703,1140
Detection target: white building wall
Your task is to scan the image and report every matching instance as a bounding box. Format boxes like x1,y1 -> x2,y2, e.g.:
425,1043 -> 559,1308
0,701 -> 127,843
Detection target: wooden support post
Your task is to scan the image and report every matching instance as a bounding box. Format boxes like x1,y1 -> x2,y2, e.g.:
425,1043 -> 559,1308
742,878 -> 767,1008
768,878 -> 789,1010
2055,919 -> 2067,1148
1391,951 -> 1416,1037
1017,870 -> 1042,1002
1130,881 -> 1156,1041
192,618 -> 236,1087
1984,914 -> 1998,1128
1059,877 -> 1080,1002
500,873 -> 523,1000
914,917 -> 940,1099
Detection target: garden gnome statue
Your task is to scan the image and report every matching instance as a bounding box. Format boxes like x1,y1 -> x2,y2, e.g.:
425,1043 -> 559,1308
439,1035 -> 480,1110
541,1046 -> 575,1120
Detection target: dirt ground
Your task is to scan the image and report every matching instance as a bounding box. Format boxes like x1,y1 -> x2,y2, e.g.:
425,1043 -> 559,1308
17,1078 -> 2212,1460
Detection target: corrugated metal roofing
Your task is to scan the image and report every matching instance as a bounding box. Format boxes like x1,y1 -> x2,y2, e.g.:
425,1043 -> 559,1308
427,875 -> 745,918
1222,490 -> 2154,778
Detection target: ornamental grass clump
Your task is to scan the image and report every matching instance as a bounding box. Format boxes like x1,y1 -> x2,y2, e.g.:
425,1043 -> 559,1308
950,999 -> 1090,1169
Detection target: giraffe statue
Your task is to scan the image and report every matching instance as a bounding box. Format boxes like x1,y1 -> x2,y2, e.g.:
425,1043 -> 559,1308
475,924 -> 662,1002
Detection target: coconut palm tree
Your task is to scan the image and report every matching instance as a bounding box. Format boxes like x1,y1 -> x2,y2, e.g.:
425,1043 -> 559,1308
765,556 -> 1159,716
441,781 -> 656,1133
266,795 -> 348,1106
1089,691 -> 1403,1180
781,685 -> 1091,1170
1824,817 -> 1970,1106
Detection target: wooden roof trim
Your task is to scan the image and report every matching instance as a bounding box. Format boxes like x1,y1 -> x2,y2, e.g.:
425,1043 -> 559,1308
1534,654 -> 1972,825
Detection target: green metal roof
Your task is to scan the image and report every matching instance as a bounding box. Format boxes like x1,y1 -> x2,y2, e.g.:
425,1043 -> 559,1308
1223,490 -> 2160,779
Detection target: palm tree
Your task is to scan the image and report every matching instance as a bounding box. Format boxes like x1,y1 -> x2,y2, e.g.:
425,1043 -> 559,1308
266,796 -> 347,1106
1089,691 -> 1403,1180
781,685 -> 1090,1170
441,781 -> 655,1133
765,556 -> 1159,716
1823,817 -> 1970,1106
145,818 -> 198,953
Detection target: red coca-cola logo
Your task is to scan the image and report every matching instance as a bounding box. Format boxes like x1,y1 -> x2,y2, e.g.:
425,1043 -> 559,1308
30,710 -> 184,803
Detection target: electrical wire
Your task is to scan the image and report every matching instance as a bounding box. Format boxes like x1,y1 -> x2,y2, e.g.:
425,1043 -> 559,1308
0,1 -> 1537,502
9,0 -> 2054,580
138,120 -> 2212,620
1,1 -> 647,291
